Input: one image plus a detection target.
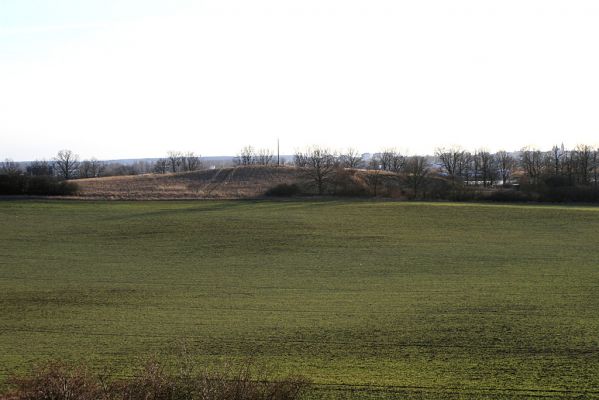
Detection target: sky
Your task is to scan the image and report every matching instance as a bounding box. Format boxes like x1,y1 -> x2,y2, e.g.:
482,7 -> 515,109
1,0 -> 599,161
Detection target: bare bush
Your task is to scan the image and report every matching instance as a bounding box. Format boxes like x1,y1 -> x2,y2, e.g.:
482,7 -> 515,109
5,359 -> 310,400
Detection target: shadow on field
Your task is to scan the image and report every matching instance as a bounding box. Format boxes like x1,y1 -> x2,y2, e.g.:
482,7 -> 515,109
101,201 -> 260,221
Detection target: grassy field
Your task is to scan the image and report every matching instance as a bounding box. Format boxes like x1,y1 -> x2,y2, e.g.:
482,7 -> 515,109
1,200 -> 599,399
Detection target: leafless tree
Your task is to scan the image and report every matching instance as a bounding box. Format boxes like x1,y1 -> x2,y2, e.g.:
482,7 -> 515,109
340,148 -> 363,169
154,158 -> 169,174
54,150 -> 80,180
366,158 -> 383,196
547,145 -> 564,176
573,144 -> 594,184
295,147 -> 337,195
562,151 -> 576,185
166,151 -> 184,173
79,158 -> 103,178
378,149 -> 404,172
520,147 -> 543,184
593,148 -> 599,187
0,159 -> 21,175
404,156 -> 430,198
435,147 -> 467,182
293,150 -> 308,168
234,146 -> 256,166
478,150 -> 496,187
255,148 -> 274,165
131,160 -> 154,175
27,160 -> 53,176
495,150 -> 515,186
182,152 -> 202,171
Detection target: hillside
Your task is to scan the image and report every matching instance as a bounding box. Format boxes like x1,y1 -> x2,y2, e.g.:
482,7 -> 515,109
74,165 -> 414,199
75,165 -> 303,199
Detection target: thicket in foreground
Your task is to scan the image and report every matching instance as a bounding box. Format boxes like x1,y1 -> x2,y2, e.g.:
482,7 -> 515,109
2,359 -> 310,400
0,174 -> 78,196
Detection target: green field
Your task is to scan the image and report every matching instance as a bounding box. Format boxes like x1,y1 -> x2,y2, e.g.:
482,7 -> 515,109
2,200 -> 599,399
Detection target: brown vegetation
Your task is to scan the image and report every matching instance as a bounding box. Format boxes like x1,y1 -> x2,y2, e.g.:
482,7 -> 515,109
75,166 -> 302,199
2,359 -> 309,400
74,164 -> 451,200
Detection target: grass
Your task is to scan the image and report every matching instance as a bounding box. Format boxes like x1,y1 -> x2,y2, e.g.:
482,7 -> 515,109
1,200 -> 599,399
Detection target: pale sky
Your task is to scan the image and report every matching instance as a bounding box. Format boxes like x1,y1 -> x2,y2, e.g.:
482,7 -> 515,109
1,0 -> 598,161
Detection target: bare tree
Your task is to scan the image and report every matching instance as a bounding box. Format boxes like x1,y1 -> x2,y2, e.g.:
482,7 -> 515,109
547,145 -> 564,176
0,159 -> 21,175
130,160 -> 153,175
378,149 -> 404,172
366,158 -> 383,196
469,151 -> 480,186
182,152 -> 202,171
478,150 -> 496,187
27,160 -> 53,176
234,146 -> 256,166
562,151 -> 576,185
404,156 -> 430,198
573,144 -> 593,184
296,147 -> 337,195
495,150 -> 515,186
79,160 -> 93,178
79,158 -> 103,178
167,151 -> 183,173
255,148 -> 274,166
435,147 -> 467,183
54,150 -> 80,180
340,148 -> 364,169
293,150 -> 308,168
593,148 -> 599,187
154,158 -> 168,174
520,147 -> 543,184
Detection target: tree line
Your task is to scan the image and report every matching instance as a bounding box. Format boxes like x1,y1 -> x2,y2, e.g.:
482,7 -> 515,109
2,143 -> 599,201
285,144 -> 599,200
0,150 -> 203,180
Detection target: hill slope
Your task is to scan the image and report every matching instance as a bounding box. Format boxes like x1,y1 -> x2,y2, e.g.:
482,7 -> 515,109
75,165 -> 302,199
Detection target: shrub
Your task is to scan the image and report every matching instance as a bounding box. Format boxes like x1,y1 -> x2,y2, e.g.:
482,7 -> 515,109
6,362 -> 102,400
539,185 -> 599,203
265,183 -> 301,197
27,176 -> 79,196
3,359 -> 310,400
0,175 -> 78,196
485,189 -> 535,202
0,174 -> 27,195
330,169 -> 369,197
